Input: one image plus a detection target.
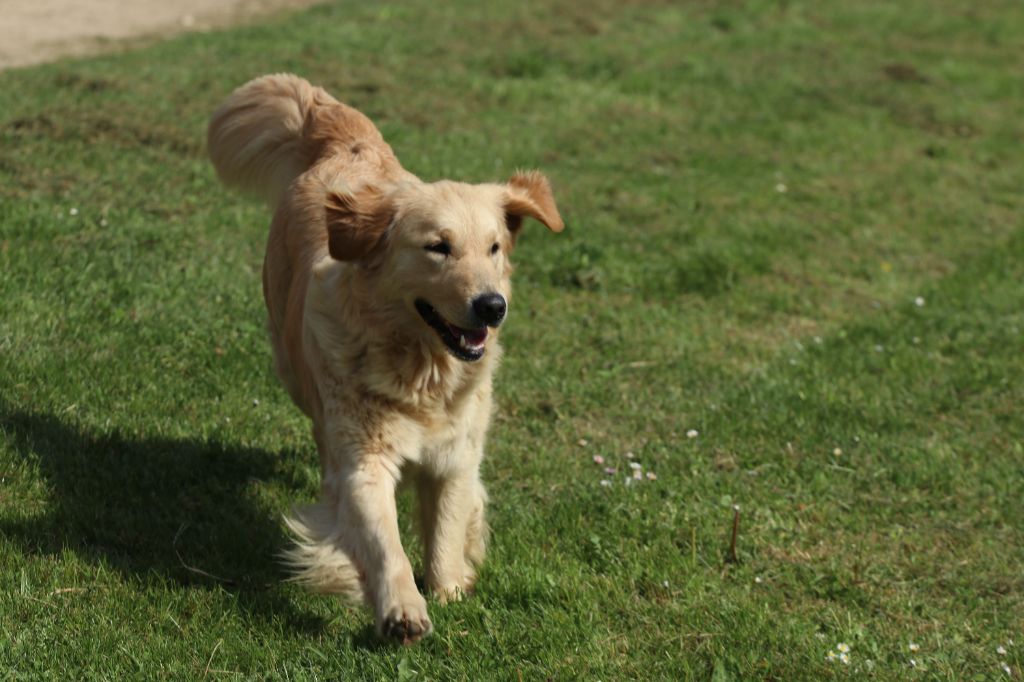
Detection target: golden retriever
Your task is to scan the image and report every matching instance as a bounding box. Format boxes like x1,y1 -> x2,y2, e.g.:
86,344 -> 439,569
207,74 -> 563,643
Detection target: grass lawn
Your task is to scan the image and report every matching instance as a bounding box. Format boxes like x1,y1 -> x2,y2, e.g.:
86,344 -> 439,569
1,0 -> 1022,678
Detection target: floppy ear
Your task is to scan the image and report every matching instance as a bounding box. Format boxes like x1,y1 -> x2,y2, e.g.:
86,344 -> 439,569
504,170 -> 565,235
324,186 -> 395,261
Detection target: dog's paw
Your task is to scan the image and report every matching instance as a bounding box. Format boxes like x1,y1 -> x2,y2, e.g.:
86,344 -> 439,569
431,583 -> 468,605
377,598 -> 433,645
428,567 -> 477,604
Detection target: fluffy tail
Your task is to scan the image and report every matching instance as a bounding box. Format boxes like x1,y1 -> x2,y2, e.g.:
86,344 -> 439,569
207,73 -> 338,205
281,503 -> 366,602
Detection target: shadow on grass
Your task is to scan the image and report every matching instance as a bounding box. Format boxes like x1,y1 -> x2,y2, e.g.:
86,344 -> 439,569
0,403 -> 333,633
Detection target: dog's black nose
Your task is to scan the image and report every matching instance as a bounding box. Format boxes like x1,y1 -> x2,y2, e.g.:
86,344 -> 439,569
472,293 -> 507,327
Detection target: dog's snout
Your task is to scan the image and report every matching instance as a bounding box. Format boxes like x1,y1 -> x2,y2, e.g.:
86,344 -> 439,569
472,293 -> 507,327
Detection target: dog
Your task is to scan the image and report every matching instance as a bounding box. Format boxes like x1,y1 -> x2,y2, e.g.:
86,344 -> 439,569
207,74 -> 563,643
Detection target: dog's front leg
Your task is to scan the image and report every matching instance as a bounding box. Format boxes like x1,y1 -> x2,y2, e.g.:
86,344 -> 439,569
329,451 -> 431,644
419,468 -> 488,603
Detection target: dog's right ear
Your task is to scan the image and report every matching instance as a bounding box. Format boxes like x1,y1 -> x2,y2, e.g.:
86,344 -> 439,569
324,187 -> 395,261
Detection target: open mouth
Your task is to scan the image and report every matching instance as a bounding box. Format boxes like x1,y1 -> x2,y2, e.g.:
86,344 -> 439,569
414,299 -> 488,362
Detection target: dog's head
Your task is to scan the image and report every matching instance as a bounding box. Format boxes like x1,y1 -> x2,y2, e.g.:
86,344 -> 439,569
324,171 -> 563,361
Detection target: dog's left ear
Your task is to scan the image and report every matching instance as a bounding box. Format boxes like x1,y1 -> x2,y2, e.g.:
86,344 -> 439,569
324,186 -> 395,261
504,170 -> 565,235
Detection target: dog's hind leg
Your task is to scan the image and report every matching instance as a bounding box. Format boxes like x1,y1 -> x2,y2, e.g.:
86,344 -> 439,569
281,502 -> 365,600
281,422 -> 367,598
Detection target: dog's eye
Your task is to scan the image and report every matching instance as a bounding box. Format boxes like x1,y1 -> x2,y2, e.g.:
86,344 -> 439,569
490,242 -> 500,255
425,241 -> 451,256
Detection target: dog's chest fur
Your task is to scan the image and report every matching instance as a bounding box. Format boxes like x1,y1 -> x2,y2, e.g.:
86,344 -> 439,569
305,275 -> 495,475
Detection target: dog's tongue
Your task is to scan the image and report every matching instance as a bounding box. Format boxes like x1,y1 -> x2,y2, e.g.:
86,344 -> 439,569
448,323 -> 488,347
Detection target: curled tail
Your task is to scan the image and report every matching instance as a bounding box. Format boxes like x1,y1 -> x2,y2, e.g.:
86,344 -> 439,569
208,73 -> 404,209
207,73 -> 338,206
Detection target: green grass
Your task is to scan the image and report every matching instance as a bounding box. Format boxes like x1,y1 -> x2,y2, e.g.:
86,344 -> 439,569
1,0 -> 1022,678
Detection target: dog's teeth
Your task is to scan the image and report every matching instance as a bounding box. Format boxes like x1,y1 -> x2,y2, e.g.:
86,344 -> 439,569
460,334 -> 467,349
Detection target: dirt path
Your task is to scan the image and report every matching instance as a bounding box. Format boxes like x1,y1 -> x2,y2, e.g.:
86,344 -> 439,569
0,0 -> 321,70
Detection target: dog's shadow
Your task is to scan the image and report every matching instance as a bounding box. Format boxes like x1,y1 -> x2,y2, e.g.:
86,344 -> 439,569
0,403 -> 333,632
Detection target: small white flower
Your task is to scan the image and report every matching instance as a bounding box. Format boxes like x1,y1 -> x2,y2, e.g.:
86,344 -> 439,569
914,296 -> 925,307
69,207 -> 79,216
910,658 -> 918,668
836,643 -> 850,653
826,651 -> 837,662
599,479 -> 612,487
632,469 -> 643,480
874,344 -> 885,353
839,652 -> 850,665
624,451 -> 635,459
912,336 -> 921,344
593,454 -> 605,465
998,645 -> 1008,656
815,632 -> 827,640
686,429 -> 699,439
100,218 -> 109,227
623,476 -> 633,486
577,438 -> 589,447
646,471 -> 657,480
754,576 -> 763,584
604,467 -> 618,475
662,580 -> 669,588
833,447 -> 842,456
1002,662 -> 1012,676
628,462 -> 642,470
252,398 -> 259,407
775,183 -> 788,193
732,504 -> 740,512
813,336 -> 823,345
908,642 -> 920,652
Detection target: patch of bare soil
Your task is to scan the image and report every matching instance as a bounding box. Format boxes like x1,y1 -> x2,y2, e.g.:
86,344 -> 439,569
0,0 -> 321,70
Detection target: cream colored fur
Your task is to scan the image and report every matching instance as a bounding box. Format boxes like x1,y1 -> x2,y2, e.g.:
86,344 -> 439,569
207,74 -> 563,643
